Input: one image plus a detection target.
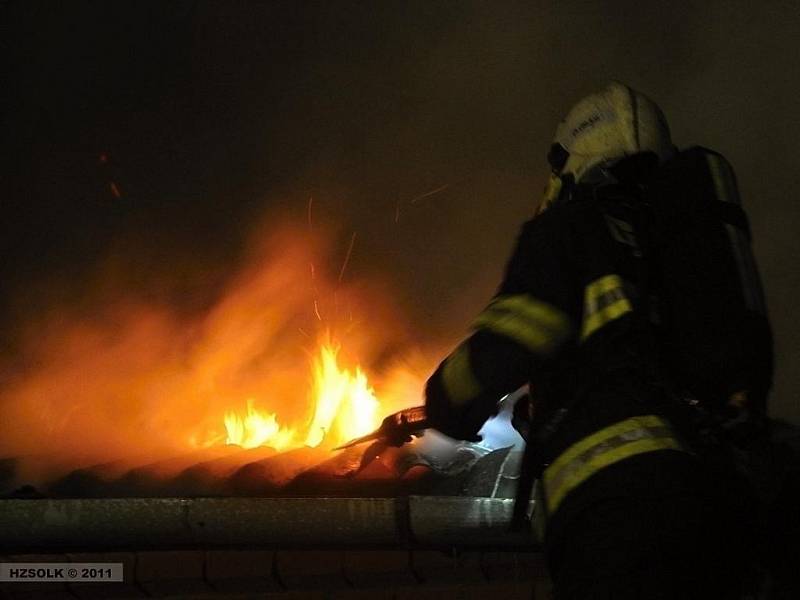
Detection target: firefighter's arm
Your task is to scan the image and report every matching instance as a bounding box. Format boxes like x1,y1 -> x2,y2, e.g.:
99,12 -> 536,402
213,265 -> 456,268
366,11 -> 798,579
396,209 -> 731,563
426,331 -> 532,441
425,215 -> 577,441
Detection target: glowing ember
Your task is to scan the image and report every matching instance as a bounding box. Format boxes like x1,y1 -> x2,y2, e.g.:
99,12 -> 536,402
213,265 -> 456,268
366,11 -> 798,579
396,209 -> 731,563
222,341 -> 380,450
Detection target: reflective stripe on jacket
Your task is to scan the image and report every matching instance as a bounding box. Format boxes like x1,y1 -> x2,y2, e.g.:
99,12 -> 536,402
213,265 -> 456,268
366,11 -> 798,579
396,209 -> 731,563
542,414 -> 685,515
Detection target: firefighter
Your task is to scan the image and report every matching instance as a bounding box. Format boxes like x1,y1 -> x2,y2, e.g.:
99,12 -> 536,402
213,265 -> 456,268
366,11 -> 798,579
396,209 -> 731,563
425,82 -> 760,599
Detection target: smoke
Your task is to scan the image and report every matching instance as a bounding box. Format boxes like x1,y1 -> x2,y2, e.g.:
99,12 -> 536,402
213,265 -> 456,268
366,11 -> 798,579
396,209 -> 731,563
0,212 -> 439,483
2,0 -> 798,445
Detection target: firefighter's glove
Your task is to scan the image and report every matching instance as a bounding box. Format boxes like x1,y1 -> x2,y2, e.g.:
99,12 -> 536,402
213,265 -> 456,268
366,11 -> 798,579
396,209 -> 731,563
424,366 -> 488,443
511,392 -> 533,442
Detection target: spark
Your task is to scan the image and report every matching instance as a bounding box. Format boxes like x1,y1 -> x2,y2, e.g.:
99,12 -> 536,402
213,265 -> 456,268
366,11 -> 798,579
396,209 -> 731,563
314,300 -> 322,321
409,183 -> 450,205
109,182 -> 121,198
310,262 -> 316,281
338,232 -> 357,283
298,327 -> 311,339
99,153 -> 108,164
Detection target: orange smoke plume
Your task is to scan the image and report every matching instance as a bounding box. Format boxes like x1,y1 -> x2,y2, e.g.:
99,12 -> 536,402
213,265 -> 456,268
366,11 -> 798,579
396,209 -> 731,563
0,218 -> 438,486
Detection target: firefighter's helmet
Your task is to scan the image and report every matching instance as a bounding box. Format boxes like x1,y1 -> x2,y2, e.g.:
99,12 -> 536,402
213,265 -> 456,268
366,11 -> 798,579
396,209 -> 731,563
539,82 -> 675,214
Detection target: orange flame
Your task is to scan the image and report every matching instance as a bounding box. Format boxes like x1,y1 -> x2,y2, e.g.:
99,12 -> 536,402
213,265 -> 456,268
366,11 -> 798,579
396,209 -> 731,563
304,341 -> 379,448
0,219 -> 439,485
222,340 -> 380,450
224,398 -> 296,450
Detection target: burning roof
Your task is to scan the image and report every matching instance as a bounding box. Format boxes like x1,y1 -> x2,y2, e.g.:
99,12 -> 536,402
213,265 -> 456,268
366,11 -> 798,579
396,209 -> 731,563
0,221 -> 457,495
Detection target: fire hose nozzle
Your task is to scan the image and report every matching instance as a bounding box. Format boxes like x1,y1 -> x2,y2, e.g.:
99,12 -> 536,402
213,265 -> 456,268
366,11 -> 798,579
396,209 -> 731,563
333,406 -> 429,451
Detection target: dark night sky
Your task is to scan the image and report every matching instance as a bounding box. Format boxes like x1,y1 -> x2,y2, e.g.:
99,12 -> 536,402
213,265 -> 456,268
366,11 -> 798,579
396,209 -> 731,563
2,1 -> 798,422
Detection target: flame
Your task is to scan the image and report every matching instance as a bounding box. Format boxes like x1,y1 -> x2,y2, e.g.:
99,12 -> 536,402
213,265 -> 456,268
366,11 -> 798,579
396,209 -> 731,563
0,219 -> 439,483
224,398 -> 296,450
222,340 -> 380,450
304,342 -> 379,448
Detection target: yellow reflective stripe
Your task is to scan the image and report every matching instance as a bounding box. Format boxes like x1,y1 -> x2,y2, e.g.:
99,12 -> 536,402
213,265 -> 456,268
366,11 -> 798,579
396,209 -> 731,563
581,297 -> 632,340
441,344 -> 482,406
490,295 -> 570,333
474,311 -> 553,352
580,274 -> 633,341
545,436 -> 682,515
543,415 -> 683,515
473,294 -> 570,354
548,414 -> 666,473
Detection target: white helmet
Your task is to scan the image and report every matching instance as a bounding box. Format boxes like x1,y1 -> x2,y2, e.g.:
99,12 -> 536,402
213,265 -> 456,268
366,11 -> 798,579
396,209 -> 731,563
540,82 -> 674,213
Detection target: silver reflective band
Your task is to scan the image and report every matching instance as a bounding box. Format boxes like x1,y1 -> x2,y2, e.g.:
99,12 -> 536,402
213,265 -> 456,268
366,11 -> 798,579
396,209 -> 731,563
0,563 -> 123,582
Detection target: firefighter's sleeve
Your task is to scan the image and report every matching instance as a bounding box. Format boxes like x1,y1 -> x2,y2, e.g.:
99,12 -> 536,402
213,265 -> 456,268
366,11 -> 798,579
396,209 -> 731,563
425,217 -> 577,441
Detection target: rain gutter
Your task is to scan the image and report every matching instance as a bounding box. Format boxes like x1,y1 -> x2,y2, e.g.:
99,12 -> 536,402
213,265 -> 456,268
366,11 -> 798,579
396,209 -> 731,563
0,497 -> 540,553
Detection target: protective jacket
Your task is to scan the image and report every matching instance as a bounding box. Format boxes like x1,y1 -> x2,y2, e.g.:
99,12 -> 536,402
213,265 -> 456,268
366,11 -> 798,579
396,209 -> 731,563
425,185 -> 698,539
